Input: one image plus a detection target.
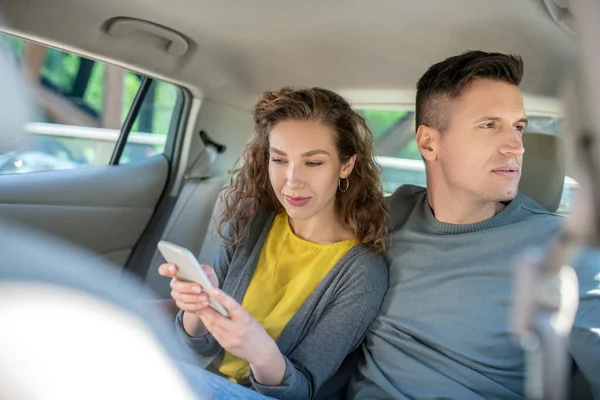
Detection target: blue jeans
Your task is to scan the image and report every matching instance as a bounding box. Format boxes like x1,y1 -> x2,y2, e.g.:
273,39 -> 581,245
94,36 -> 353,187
178,361 -> 276,400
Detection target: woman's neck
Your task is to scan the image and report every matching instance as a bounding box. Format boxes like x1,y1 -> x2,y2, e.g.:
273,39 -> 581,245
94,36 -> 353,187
288,210 -> 353,244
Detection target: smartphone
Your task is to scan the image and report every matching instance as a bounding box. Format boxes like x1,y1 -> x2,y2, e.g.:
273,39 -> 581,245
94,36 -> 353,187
157,240 -> 229,317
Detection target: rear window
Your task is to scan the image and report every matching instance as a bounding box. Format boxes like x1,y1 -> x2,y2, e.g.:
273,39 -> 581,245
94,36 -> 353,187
0,34 -> 183,175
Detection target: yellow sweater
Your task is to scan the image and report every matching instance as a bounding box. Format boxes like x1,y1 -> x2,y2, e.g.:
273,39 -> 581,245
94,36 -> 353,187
215,212 -> 356,383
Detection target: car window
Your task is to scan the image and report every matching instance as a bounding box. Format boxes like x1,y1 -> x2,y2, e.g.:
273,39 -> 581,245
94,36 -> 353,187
0,34 -> 183,174
360,109 -> 576,214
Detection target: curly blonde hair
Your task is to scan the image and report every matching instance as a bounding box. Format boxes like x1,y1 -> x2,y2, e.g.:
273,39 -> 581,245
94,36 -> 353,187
217,86 -> 387,254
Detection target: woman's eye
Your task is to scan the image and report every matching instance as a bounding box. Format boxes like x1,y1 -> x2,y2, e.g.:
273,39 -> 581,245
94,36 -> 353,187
271,158 -> 286,164
306,161 -> 323,167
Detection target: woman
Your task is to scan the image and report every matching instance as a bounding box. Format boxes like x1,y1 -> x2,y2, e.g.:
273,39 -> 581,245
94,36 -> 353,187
159,87 -> 388,399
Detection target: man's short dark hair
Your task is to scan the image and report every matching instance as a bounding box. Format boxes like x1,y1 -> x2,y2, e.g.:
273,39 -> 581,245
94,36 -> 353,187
415,50 -> 524,131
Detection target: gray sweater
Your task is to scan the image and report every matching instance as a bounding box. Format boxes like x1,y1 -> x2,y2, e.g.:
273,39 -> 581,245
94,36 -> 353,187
175,211 -> 388,400
349,185 -> 600,399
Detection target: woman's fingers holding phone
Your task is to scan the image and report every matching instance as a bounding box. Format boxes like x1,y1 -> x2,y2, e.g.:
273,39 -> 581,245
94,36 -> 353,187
200,264 -> 219,288
170,277 -> 204,295
171,289 -> 209,304
172,290 -> 212,312
168,276 -> 213,312
175,299 -> 210,313
158,263 -> 178,278
160,262 -> 218,313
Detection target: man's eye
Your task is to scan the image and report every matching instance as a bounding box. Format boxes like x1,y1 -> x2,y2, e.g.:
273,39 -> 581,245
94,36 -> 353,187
515,125 -> 525,132
481,122 -> 495,129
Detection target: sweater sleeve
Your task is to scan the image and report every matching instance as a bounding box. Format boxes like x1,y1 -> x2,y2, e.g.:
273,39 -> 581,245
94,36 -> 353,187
247,251 -> 388,400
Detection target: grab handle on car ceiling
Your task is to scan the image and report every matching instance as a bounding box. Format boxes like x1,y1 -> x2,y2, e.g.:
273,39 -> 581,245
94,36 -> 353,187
105,17 -> 189,57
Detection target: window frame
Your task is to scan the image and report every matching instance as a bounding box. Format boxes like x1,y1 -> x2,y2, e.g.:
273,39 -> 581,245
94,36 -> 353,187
0,32 -> 190,173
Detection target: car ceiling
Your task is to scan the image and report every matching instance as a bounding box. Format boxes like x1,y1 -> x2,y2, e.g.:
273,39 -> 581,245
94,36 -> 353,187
0,0 -> 576,110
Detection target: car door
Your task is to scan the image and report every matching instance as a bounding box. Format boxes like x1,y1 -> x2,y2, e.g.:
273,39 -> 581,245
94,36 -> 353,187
0,34 -> 187,268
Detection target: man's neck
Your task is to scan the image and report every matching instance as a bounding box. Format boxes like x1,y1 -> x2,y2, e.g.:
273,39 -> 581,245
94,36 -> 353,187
426,189 -> 506,225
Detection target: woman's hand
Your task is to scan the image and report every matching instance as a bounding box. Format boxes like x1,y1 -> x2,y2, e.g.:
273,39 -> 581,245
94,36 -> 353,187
158,263 -> 220,337
201,288 -> 287,386
158,263 -> 219,313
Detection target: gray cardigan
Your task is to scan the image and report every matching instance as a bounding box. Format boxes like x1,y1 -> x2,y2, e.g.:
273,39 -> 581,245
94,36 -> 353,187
175,211 -> 388,399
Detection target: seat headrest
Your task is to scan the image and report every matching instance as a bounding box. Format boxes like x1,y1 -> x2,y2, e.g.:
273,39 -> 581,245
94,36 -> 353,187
519,132 -> 566,213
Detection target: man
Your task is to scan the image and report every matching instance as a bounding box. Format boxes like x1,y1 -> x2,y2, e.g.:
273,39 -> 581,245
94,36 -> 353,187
348,51 -> 600,399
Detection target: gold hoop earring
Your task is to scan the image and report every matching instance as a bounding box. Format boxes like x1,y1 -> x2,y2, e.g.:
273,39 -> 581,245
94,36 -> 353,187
338,177 -> 349,192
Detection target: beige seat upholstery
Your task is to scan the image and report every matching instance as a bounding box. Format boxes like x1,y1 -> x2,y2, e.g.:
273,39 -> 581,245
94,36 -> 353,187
143,147 -> 227,299
519,132 -> 567,212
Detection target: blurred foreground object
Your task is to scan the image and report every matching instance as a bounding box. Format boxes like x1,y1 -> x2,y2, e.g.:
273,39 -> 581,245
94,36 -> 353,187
512,1 -> 600,399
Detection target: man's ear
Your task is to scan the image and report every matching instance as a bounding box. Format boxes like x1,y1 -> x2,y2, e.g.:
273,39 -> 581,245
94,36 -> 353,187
341,154 -> 356,178
416,125 -> 439,162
